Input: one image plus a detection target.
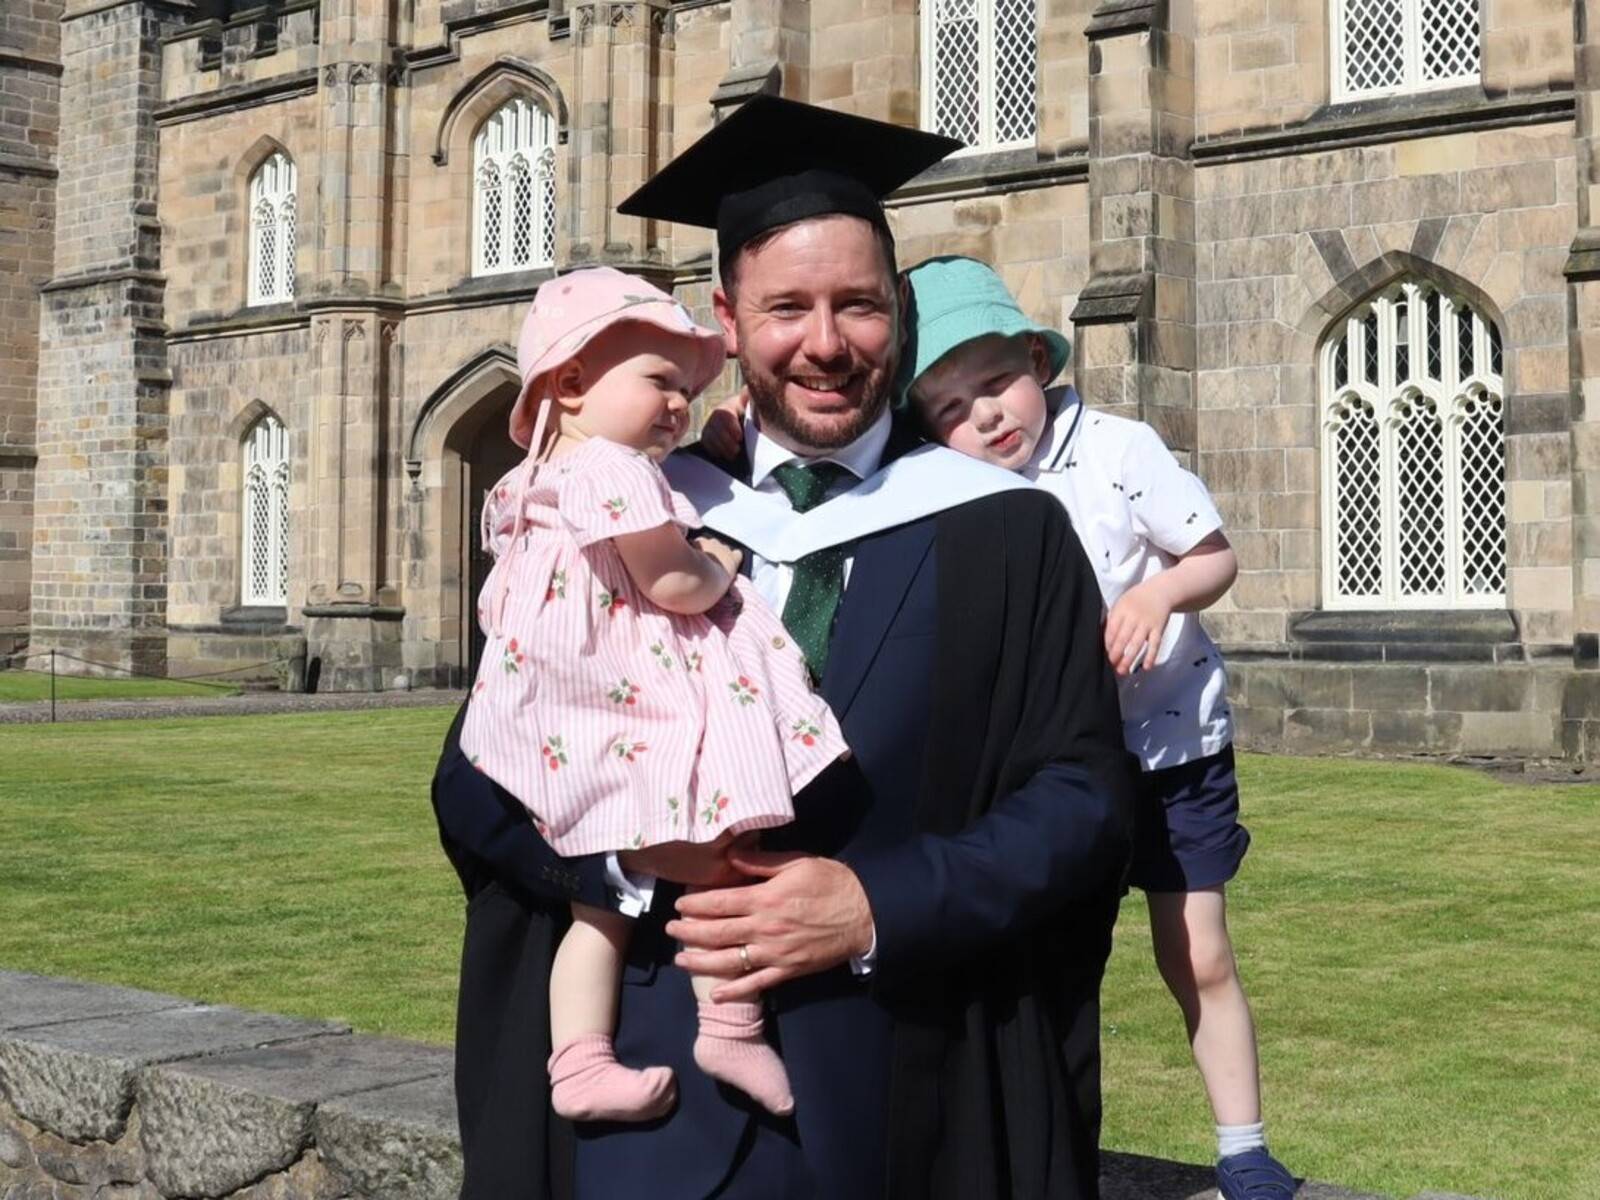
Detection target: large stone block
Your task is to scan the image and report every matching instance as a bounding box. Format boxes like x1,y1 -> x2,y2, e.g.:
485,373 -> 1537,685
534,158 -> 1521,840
1244,663 -> 1355,710
1283,706 -> 1373,751
0,1003 -> 344,1143
1369,708 -> 1464,754
1350,665 -> 1430,711
1349,175 -> 1461,226
0,975 -> 188,1034
314,1074 -> 462,1200
137,1035 -> 450,1198
1457,710 -> 1562,756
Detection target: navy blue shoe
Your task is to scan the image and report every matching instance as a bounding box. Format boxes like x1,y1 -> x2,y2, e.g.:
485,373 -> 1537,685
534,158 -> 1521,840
1216,1147 -> 1297,1199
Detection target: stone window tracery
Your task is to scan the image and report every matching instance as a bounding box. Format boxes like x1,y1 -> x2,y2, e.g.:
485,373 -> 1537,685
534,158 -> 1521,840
473,98 -> 557,276
1320,282 -> 1505,610
1334,0 -> 1480,101
248,153 -> 297,305
923,0 -> 1037,153
242,415 -> 290,607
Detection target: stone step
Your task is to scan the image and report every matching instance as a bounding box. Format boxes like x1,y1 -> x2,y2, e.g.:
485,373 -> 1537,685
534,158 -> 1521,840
0,970 -> 1491,1199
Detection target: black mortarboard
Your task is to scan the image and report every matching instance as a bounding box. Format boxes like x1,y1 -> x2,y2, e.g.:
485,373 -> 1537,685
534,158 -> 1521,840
617,96 -> 961,258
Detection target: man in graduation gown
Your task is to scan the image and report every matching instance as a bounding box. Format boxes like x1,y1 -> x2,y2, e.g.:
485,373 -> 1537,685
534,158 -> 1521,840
430,96 -> 1138,1200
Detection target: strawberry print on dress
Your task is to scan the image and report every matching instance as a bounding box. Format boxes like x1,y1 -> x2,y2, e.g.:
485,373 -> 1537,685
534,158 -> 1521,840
458,436 -> 846,857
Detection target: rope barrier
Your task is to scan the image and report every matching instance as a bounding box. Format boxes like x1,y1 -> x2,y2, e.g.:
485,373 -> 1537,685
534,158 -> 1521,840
0,645 -> 308,720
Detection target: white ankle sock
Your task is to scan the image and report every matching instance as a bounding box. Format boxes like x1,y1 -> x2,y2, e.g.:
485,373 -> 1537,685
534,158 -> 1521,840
1217,1120 -> 1266,1159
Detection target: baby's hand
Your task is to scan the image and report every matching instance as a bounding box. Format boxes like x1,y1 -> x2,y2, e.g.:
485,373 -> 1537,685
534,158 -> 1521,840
698,389 -> 750,461
1105,582 -> 1172,677
619,831 -> 748,887
694,535 -> 743,580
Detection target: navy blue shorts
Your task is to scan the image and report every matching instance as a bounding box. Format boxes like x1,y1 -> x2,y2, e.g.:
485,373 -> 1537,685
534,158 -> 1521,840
1127,745 -> 1250,893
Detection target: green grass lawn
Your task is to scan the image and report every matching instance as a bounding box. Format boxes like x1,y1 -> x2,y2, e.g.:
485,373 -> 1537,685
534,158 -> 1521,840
0,670 -> 240,702
0,709 -> 1593,1199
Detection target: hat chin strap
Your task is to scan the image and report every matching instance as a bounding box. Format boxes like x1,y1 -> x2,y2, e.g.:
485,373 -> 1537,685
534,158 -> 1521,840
486,393 -> 555,638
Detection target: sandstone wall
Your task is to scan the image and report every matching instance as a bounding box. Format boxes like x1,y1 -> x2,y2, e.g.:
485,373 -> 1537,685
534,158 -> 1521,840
1193,124 -> 1575,654
0,0 -> 62,651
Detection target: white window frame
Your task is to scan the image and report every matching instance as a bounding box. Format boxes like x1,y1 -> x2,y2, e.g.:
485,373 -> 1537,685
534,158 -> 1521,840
247,153 -> 297,305
1331,0 -> 1481,103
1319,282 -> 1506,611
242,415 -> 290,607
921,0 -> 1039,156
473,97 -> 557,277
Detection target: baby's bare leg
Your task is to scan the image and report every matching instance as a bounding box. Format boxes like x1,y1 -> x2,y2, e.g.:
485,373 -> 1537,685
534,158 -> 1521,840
547,902 -> 675,1122
684,906 -> 794,1116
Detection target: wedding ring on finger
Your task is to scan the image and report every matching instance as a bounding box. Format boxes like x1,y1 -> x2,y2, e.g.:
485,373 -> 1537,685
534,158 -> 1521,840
738,944 -> 754,974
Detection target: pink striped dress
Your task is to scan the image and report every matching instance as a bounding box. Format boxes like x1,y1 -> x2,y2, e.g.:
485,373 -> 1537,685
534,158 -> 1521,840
459,436 -> 848,857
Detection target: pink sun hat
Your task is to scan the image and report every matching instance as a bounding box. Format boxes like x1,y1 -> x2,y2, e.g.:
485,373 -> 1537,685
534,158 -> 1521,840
509,266 -> 728,449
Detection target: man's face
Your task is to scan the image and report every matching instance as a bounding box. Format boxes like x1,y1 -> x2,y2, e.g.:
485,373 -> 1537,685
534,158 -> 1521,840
713,215 -> 901,454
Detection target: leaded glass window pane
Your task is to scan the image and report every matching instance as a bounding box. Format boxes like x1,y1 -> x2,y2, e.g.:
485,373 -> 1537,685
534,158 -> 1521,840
242,415 -> 290,607
1336,0 -> 1479,100
925,0 -> 1037,152
1321,283 -> 1506,609
474,98 -> 557,276
248,153 -> 297,305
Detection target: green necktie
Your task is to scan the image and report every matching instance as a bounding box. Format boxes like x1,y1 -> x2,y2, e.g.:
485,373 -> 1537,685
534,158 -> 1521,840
771,460 -> 854,682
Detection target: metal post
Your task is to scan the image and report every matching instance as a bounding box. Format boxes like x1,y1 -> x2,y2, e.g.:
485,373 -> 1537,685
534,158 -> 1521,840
50,649 -> 56,724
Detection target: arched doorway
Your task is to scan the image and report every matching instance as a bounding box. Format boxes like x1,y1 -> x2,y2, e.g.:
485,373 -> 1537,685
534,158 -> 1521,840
448,384 -> 523,679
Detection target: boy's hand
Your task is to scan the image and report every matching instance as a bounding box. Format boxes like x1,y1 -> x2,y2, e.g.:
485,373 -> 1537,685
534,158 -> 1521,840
1105,582 -> 1172,677
694,535 -> 743,578
698,389 -> 750,461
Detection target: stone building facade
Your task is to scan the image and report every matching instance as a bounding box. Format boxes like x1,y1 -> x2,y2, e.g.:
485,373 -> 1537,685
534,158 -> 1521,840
1,0 -> 1595,759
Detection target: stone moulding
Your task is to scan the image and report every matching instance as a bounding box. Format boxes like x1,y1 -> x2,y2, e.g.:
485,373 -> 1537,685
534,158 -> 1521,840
1192,90 -> 1574,167
0,51 -> 63,76
890,148 -> 1088,206
1084,0 -> 1162,39
429,56 -> 572,164
1069,272 -> 1152,326
153,68 -> 320,127
405,342 -> 519,478
0,970 -> 461,1200
1562,229 -> 1600,283
0,153 -> 58,181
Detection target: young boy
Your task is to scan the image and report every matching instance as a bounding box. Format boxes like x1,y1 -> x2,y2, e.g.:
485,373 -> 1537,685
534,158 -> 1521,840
902,256 -> 1293,1199
705,255 -> 1295,1198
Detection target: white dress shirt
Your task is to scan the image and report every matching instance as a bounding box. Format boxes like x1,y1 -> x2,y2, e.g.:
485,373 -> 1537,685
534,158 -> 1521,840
742,405 -> 893,610
610,407 -> 893,971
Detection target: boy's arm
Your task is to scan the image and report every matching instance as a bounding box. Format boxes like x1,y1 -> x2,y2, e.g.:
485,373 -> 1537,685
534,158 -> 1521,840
1104,421 -> 1237,675
1104,531 -> 1236,675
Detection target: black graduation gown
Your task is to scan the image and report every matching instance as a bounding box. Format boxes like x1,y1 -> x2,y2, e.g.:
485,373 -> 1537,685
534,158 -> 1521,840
431,478 -> 1136,1200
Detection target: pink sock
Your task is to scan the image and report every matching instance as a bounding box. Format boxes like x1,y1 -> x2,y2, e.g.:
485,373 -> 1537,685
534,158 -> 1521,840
693,1001 -> 795,1117
547,1033 -> 676,1122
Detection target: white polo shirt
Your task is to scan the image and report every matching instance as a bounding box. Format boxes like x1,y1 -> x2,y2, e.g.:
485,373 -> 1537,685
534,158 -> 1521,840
1026,388 -> 1234,771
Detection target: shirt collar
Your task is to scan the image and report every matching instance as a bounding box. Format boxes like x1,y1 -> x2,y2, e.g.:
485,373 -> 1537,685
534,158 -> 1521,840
1028,385 -> 1083,475
745,404 -> 893,490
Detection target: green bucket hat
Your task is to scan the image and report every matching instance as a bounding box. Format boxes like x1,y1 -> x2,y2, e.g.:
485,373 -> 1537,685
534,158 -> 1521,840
896,255 -> 1072,405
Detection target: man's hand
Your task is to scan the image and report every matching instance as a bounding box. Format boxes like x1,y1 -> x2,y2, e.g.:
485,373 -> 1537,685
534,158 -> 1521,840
617,832 -> 746,887
698,389 -> 750,461
666,846 -> 874,1003
1104,579 -> 1172,677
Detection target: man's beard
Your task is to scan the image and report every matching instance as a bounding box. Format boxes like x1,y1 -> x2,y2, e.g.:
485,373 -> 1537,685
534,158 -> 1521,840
738,352 -> 894,453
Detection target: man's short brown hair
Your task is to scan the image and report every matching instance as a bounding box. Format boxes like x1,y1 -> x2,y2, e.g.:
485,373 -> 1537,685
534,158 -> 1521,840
718,216 -> 899,303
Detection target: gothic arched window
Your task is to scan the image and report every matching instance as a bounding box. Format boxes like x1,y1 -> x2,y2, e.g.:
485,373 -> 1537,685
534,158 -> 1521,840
1320,282 -> 1506,610
242,415 -> 290,607
248,153 -> 297,305
923,0 -> 1037,152
473,98 -> 557,276
1334,0 -> 1480,101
